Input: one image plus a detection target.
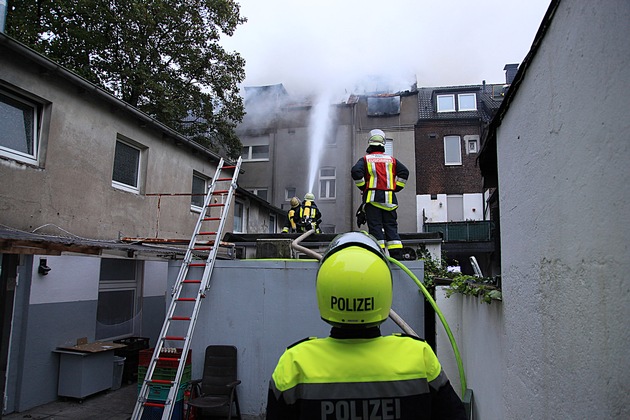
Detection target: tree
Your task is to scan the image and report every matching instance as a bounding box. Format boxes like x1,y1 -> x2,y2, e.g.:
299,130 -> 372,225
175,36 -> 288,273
6,0 -> 247,158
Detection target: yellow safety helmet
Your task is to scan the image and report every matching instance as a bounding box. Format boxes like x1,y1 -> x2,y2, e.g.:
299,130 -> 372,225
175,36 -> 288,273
368,129 -> 386,147
290,197 -> 300,207
316,232 -> 392,328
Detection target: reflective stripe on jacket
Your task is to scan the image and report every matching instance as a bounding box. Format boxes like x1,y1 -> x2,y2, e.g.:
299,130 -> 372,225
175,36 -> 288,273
267,334 -> 464,419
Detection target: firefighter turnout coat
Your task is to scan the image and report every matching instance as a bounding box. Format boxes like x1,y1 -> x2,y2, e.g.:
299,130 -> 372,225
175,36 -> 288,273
351,151 -> 409,210
266,329 -> 466,420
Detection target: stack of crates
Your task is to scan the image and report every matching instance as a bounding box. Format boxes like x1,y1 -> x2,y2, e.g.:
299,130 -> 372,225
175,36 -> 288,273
138,347 -> 192,420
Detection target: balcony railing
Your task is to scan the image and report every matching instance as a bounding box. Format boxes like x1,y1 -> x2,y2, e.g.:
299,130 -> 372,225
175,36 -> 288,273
424,221 -> 493,242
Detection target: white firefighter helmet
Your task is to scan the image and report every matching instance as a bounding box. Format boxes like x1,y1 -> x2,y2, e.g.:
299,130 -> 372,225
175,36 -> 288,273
368,129 -> 386,146
304,192 -> 315,201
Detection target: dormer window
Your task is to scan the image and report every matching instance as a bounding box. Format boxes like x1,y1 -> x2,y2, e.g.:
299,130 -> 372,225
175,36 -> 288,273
436,93 -> 477,112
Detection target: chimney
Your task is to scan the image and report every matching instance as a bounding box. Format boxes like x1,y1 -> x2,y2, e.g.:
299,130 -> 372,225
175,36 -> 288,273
504,64 -> 519,85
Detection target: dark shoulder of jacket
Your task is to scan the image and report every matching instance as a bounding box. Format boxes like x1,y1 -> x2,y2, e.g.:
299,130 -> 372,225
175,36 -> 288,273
391,332 -> 426,342
287,336 -> 317,349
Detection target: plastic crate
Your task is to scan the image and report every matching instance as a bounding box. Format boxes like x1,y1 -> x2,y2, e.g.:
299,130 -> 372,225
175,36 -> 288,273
141,399 -> 184,420
138,382 -> 188,403
138,365 -> 192,383
139,348 -> 192,368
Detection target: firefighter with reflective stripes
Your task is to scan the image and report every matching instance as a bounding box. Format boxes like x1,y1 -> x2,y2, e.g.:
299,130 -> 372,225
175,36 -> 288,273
298,192 -> 322,233
282,197 -> 302,233
266,232 -> 466,420
351,129 -> 409,260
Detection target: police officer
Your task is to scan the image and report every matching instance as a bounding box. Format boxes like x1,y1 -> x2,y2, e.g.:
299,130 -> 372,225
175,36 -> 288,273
282,196 -> 302,233
266,232 -> 466,420
352,129 -> 409,260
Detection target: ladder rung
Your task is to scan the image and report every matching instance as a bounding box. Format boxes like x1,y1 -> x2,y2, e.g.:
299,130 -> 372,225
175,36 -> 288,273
223,165 -> 236,169
203,217 -> 221,221
145,401 -> 165,408
188,263 -> 205,267
149,379 -> 173,385
182,279 -> 201,283
170,316 -> 191,321
212,190 -> 229,194
208,203 -> 225,207
157,356 -> 181,362
197,231 -> 217,235
163,336 -> 185,341
176,298 -> 196,302
216,177 -> 231,181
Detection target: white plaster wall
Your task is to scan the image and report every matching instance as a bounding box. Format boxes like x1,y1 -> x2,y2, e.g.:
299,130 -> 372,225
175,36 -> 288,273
417,193 -> 483,225
29,255 -> 100,304
495,1 -> 630,419
144,260 -> 169,297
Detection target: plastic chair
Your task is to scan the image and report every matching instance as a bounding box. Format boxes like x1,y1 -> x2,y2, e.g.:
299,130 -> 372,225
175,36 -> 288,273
186,345 -> 242,420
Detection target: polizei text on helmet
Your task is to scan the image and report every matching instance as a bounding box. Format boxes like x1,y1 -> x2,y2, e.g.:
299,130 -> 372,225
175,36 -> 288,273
330,296 -> 374,311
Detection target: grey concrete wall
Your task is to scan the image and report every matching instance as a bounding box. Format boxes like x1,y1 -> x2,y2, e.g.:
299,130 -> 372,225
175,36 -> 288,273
174,259 -> 426,417
451,1 -> 630,419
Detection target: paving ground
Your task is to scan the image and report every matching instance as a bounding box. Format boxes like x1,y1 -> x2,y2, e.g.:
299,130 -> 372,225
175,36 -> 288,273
2,384 -> 260,420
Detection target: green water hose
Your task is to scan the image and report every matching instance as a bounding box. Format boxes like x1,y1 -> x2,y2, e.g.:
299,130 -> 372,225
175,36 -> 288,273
389,257 -> 467,395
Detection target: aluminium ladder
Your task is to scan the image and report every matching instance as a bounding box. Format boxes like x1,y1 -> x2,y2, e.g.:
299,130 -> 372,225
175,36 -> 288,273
131,157 -> 242,420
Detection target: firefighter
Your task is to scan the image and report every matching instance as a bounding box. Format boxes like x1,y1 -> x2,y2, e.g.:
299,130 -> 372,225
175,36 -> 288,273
282,197 -> 302,233
298,192 -> 322,233
351,129 -> 409,260
266,232 -> 466,419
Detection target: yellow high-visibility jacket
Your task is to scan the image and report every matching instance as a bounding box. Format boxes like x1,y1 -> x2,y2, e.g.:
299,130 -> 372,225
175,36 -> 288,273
266,329 -> 466,420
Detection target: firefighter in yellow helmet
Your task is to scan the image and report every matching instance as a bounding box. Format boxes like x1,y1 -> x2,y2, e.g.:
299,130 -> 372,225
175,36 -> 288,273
282,197 -> 301,233
297,192 -> 322,233
352,129 -> 409,260
266,232 -> 466,419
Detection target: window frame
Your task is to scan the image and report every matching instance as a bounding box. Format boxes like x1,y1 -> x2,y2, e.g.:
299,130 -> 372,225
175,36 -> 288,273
285,187 -> 297,201
191,172 -> 210,212
241,142 -> 270,162
436,94 -> 456,112
458,93 -> 477,111
319,167 -> 336,200
0,89 -> 41,165
233,200 -> 246,233
444,136 -> 462,166
248,188 -> 268,201
112,137 -> 143,194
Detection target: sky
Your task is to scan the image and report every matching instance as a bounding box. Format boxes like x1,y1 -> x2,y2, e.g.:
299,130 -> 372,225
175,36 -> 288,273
219,0 -> 552,97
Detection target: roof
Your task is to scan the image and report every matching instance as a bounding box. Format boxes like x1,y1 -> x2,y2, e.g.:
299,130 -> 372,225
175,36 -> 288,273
417,83 -> 505,122
478,0 -> 561,188
0,227 -> 186,258
0,33 -> 227,165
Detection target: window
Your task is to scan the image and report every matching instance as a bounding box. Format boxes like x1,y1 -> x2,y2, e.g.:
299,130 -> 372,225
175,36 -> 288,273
467,139 -> 478,153
367,96 -> 400,116
319,167 -> 336,199
385,138 -> 394,156
241,136 -> 270,161
191,172 -> 209,210
285,187 -> 296,201
112,138 -> 142,193
437,94 -> 456,112
233,200 -> 245,233
458,93 -> 477,111
269,214 -> 277,233
248,188 -> 268,201
444,136 -> 462,165
0,90 -> 41,164
96,258 -> 142,340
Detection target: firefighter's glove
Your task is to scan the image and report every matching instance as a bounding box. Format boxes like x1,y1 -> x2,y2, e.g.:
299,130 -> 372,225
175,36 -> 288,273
356,204 -> 366,228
